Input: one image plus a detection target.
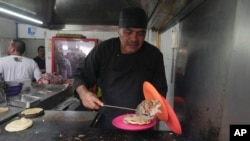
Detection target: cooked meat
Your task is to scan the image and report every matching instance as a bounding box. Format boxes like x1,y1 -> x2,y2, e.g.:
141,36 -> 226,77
137,100 -> 162,117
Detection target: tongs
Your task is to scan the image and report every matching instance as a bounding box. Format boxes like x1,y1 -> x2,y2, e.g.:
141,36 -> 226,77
103,104 -> 154,120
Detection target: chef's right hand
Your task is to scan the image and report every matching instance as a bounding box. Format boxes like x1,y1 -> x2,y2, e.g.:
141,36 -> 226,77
76,85 -> 104,110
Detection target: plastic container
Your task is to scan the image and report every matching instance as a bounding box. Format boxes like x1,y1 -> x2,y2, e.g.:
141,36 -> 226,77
4,82 -> 23,96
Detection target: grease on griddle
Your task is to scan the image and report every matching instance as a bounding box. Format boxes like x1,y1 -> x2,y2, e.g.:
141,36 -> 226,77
58,131 -> 176,141
59,133 -> 86,141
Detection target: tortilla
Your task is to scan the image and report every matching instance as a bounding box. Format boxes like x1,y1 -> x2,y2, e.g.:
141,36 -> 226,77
5,117 -> 33,132
20,107 -> 44,118
0,107 -> 8,114
123,114 -> 151,125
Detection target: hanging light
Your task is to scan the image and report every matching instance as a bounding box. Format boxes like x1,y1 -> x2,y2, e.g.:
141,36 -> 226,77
0,7 -> 43,25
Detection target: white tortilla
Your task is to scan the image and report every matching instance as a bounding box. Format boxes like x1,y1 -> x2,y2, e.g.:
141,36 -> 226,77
123,114 -> 151,125
0,107 -> 8,114
21,107 -> 43,115
5,117 -> 33,132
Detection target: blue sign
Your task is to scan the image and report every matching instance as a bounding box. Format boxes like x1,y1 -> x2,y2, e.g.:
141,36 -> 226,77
27,27 -> 36,36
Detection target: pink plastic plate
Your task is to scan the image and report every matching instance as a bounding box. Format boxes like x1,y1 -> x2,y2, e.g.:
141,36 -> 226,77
112,114 -> 156,131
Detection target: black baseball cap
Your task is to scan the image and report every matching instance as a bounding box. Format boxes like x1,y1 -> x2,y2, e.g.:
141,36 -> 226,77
118,7 -> 148,29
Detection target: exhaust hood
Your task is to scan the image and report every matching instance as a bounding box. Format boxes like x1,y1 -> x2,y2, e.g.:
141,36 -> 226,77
0,0 -> 206,32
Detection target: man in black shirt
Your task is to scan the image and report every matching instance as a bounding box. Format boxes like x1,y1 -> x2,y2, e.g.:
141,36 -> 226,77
73,7 -> 168,128
34,46 -> 46,73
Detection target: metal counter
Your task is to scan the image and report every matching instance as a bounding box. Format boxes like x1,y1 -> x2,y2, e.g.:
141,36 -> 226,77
0,106 -> 23,124
0,111 -> 183,141
0,84 -> 73,124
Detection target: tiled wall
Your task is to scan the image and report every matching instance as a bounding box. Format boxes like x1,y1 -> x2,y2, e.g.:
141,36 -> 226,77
0,17 -> 17,57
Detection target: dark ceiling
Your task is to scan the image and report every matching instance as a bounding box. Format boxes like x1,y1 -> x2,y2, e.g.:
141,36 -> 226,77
0,0 -> 206,32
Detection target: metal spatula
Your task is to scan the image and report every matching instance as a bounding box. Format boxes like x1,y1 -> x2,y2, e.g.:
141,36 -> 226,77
103,104 -> 154,120
103,105 -> 136,111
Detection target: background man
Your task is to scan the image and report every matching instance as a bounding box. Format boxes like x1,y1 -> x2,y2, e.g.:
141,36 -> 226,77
34,45 -> 46,73
0,39 -> 41,81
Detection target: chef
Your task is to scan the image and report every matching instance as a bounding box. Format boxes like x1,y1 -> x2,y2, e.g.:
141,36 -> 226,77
73,7 -> 168,128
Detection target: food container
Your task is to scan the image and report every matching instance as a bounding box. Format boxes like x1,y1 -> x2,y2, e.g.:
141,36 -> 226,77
4,81 -> 23,96
8,95 -> 40,108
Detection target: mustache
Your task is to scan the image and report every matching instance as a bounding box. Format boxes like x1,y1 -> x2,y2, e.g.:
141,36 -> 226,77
127,41 -> 139,46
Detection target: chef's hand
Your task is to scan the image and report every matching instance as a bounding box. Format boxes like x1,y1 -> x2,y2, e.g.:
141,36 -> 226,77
76,85 -> 104,110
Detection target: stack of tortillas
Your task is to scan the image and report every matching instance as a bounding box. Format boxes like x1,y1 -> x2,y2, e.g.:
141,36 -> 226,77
5,117 -> 33,132
20,107 -> 44,118
122,99 -> 162,125
0,107 -> 9,114
123,114 -> 151,125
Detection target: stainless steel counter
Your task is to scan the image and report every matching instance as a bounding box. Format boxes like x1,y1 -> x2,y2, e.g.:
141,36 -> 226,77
0,106 -> 23,124
0,84 -> 73,124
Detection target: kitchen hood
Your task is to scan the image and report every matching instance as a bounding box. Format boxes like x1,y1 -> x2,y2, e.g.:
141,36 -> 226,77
0,0 -> 206,32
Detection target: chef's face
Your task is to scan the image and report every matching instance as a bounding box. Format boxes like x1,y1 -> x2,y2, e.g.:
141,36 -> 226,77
118,28 -> 146,54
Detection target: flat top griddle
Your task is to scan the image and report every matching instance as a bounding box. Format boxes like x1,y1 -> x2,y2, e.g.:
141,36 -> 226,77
0,110 -> 183,141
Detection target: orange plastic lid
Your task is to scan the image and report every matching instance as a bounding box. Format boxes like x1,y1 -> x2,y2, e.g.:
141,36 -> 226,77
143,81 -> 168,121
160,95 -> 182,135
143,81 -> 182,135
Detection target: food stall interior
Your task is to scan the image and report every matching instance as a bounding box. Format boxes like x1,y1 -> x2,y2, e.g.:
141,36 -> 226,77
0,0 -> 208,141
1,0 -> 250,140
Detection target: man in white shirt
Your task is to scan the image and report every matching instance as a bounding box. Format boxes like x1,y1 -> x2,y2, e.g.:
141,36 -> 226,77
0,39 -> 41,81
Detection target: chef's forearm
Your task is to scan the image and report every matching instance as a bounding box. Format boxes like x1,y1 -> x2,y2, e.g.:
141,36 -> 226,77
76,85 -> 89,96
73,77 -> 87,96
